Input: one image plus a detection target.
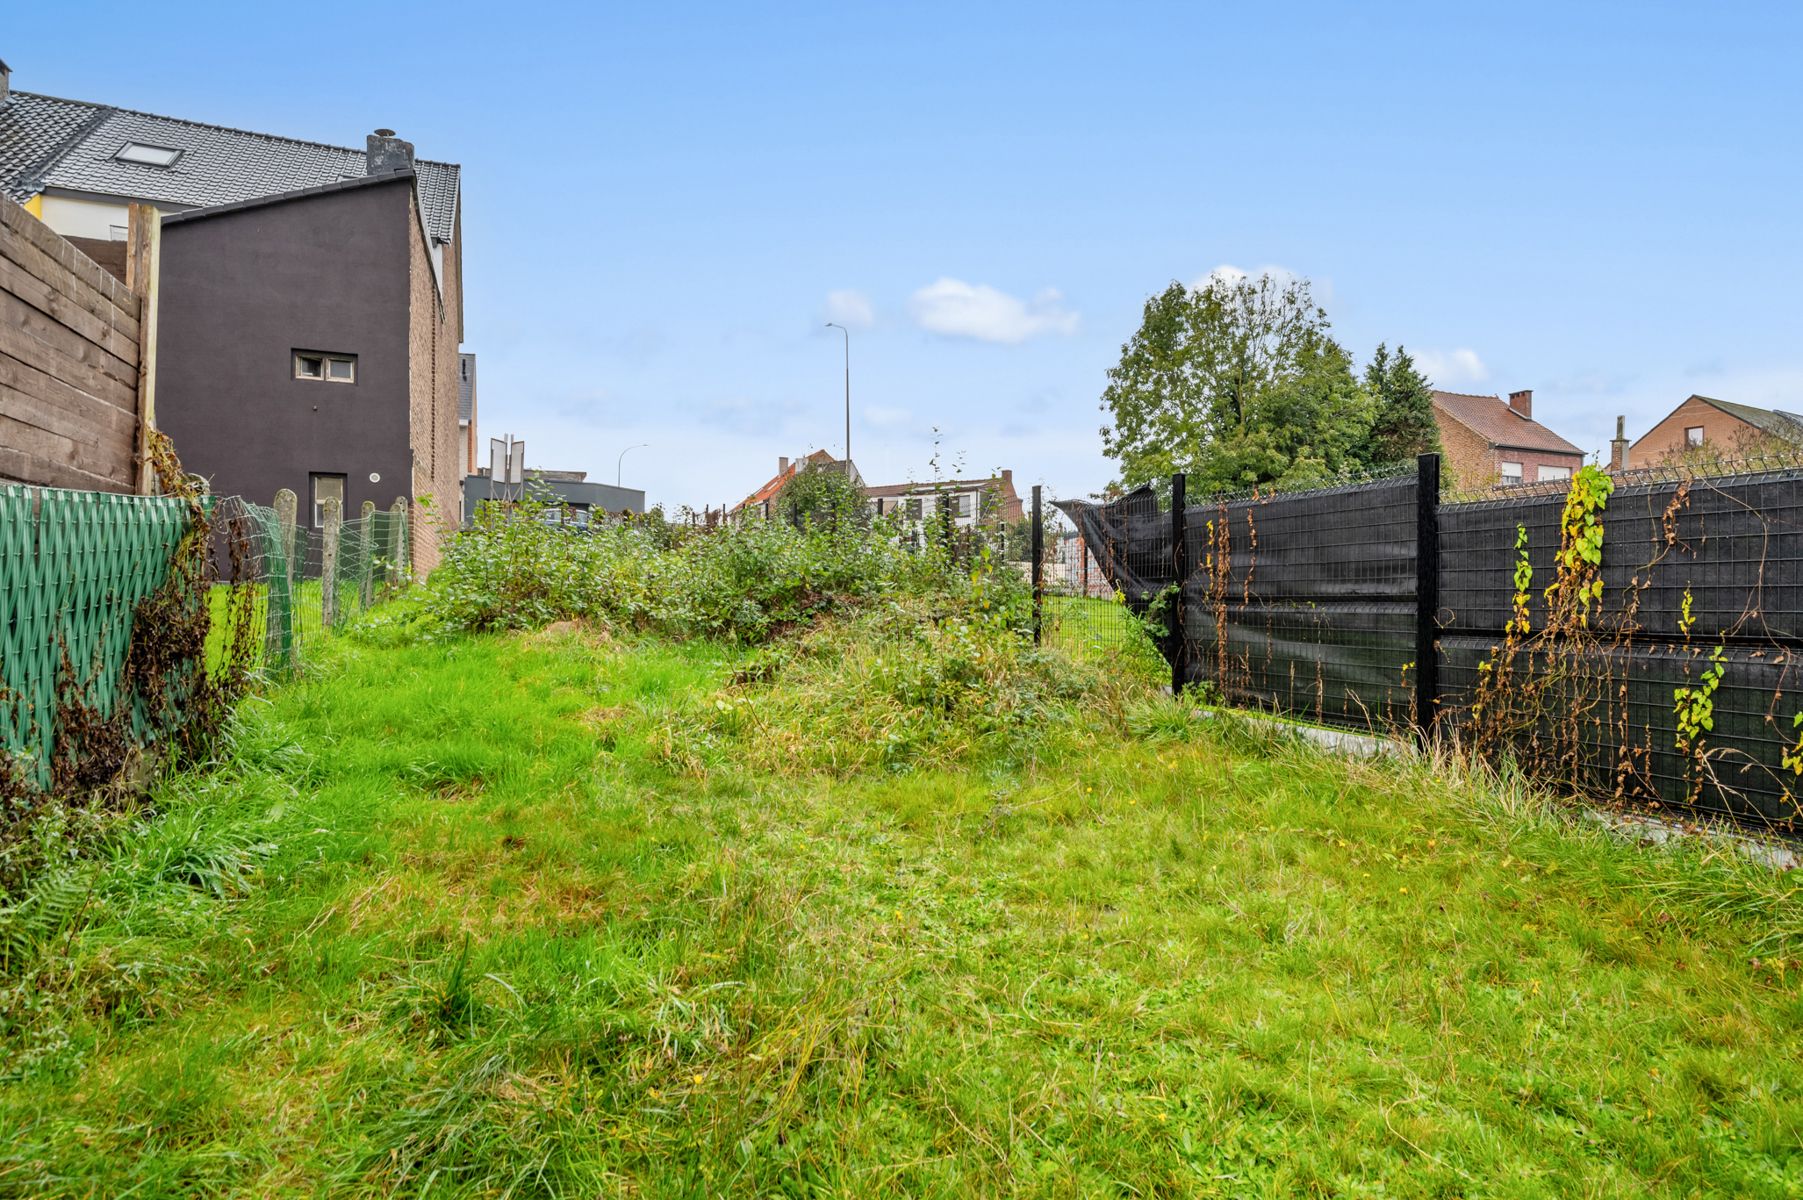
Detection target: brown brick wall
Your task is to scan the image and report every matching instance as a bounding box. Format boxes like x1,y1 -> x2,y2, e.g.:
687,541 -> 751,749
1629,396 -> 1775,468
406,190 -> 463,574
1437,408 -> 1587,491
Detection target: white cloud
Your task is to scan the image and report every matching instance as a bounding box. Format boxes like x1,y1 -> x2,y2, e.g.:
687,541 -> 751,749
1414,348 -> 1490,388
823,289 -> 874,329
908,278 -> 1079,344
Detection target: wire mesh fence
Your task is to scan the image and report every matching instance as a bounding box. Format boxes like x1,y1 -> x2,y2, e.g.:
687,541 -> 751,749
212,492 -> 411,676
1031,486 -> 1168,671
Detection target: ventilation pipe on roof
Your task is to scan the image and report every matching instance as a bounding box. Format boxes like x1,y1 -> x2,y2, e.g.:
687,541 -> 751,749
365,128 -> 415,175
1508,389 -> 1534,419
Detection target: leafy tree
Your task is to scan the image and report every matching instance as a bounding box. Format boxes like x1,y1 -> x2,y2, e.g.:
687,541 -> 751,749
776,462 -> 867,530
1100,274 -> 1373,493
1363,343 -> 1443,467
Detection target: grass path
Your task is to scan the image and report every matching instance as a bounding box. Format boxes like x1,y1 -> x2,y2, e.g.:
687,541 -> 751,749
2,628 -> 1800,1197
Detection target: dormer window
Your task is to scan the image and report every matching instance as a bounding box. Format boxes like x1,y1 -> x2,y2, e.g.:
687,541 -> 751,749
114,142 -> 183,167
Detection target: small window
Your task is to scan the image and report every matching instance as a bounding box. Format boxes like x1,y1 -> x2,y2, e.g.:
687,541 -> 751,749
906,498 -> 923,520
115,142 -> 183,167
956,493 -> 973,518
1537,465 -> 1572,482
310,473 -> 345,527
1499,461 -> 1523,484
1686,426 -> 1705,448
294,351 -> 356,383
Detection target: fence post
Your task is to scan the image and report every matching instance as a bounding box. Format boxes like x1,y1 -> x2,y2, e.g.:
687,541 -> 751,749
321,496 -> 341,629
1030,485 -> 1044,646
360,500 -> 376,607
1170,472 -> 1187,697
271,488 -> 298,671
387,496 -> 407,585
1415,453 -> 1441,743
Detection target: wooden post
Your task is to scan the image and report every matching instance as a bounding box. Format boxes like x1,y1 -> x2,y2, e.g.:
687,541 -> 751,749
1414,453 -> 1442,743
360,499 -> 376,608
388,496 -> 407,585
1170,472 -> 1187,697
320,497 -> 341,629
271,488 -> 298,670
126,204 -> 161,495
1031,485 -> 1043,646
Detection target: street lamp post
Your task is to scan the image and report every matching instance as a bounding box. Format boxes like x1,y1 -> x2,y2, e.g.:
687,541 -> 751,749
617,443 -> 648,488
824,322 -> 850,468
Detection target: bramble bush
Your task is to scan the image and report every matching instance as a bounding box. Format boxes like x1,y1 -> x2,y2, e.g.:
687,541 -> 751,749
415,496 -> 1022,644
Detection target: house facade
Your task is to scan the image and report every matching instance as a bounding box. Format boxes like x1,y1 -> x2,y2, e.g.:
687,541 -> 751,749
864,471 -> 1023,528
464,468 -> 645,525
1432,389 -> 1586,489
733,451 -> 862,520
0,58 -> 465,569
1628,395 -> 1803,468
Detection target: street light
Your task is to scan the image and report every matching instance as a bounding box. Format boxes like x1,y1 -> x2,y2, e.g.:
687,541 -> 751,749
824,322 -> 850,468
617,443 -> 648,488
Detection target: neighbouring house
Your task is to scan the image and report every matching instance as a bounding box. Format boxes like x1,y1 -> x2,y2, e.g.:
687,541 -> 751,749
459,354 -> 479,477
863,470 -> 1023,528
0,57 -> 465,569
464,468 -> 645,525
1626,395 -> 1803,469
732,450 -> 863,520
1432,389 -> 1586,488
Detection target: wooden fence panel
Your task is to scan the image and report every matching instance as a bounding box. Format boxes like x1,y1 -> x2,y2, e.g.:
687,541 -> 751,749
0,195 -> 147,493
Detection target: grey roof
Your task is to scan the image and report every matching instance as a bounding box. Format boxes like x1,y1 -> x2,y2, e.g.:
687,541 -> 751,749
458,353 -> 477,424
0,90 -> 459,243
1693,395 -> 1803,443
0,91 -> 107,202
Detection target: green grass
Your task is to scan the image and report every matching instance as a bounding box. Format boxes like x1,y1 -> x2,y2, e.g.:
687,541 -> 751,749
1042,594 -> 1166,675
2,623 -> 1801,1196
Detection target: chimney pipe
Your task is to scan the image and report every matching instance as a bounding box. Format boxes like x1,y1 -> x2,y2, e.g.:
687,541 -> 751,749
0,59 -> 11,107
365,128 -> 415,175
1610,414 -> 1630,474
1508,389 -> 1533,419
778,456 -> 790,475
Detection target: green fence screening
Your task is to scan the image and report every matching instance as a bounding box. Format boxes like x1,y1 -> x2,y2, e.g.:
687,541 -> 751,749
0,485 -> 196,787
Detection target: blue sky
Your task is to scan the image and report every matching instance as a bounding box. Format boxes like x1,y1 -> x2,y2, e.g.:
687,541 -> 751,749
12,2 -> 1802,507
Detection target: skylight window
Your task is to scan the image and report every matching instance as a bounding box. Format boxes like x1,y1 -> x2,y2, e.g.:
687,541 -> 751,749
114,142 -> 183,167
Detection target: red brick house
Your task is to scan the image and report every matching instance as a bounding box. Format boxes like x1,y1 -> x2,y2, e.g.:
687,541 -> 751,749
1432,389 -> 1586,489
1627,395 -> 1803,469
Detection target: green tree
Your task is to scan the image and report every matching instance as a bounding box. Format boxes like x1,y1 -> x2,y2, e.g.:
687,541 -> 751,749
776,462 -> 867,530
1100,273 -> 1373,493
1362,343 -> 1443,467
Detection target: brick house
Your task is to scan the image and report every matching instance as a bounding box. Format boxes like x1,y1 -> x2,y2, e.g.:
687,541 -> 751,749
0,57 -> 465,570
1627,395 -> 1803,468
733,450 -> 861,520
1432,389 -> 1586,489
863,471 -> 1023,528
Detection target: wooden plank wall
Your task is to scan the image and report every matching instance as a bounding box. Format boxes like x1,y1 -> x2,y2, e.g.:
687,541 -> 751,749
0,195 -> 145,493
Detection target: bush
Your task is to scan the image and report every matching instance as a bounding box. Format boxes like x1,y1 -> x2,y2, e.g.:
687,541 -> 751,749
417,498 -> 1003,644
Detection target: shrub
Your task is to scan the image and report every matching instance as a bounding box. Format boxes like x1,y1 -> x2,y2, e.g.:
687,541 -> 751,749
418,498 -> 1005,644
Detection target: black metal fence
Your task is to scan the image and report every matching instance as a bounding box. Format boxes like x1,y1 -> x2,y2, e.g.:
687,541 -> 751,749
1055,456 -> 1803,833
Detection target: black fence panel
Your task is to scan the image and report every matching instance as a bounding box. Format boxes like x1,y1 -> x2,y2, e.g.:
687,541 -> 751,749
1058,459 -> 1803,833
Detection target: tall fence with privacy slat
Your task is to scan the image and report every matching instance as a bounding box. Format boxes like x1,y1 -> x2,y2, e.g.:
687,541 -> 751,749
0,485 -> 194,786
1057,455 -> 1803,833
2,484 -> 412,795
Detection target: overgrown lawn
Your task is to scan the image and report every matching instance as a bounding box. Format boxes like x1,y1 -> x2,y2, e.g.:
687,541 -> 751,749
1,624 -> 1800,1197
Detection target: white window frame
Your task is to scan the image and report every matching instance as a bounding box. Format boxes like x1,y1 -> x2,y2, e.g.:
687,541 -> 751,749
1537,465 -> 1572,482
310,472 -> 346,528
295,351 -> 356,383
115,142 -> 183,167
1686,425 -> 1705,448
1499,460 -> 1524,485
